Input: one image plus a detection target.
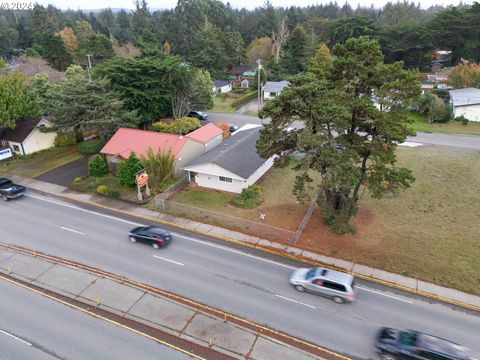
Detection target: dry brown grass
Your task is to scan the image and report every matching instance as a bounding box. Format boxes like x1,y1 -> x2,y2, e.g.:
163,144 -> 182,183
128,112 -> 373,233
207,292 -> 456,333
300,145 -> 480,295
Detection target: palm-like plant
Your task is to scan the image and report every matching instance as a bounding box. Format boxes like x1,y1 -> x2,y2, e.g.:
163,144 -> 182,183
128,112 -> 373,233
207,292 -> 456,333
140,147 -> 176,188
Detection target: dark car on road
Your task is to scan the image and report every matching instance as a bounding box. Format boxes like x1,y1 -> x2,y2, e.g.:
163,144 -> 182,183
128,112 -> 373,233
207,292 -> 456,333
0,177 -> 26,201
374,327 -> 472,360
188,111 -> 208,121
229,124 -> 239,134
128,226 -> 172,249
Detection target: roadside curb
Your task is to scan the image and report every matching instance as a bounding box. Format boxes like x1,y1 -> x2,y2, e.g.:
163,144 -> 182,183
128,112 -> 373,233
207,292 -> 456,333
30,190 -> 480,312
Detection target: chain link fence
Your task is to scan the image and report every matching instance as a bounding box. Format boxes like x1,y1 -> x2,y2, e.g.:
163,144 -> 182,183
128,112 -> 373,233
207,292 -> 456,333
154,198 -> 296,243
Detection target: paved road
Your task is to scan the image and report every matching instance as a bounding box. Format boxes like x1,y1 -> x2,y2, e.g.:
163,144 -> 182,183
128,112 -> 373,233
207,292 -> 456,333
209,112 -> 480,150
1,194 -> 479,359
0,277 -> 194,360
36,156 -> 89,187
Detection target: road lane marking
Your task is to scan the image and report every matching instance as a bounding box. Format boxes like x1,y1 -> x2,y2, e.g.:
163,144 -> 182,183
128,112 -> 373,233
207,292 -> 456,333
153,255 -> 184,266
60,226 -> 85,235
275,295 -> 316,309
174,234 -> 297,270
26,194 -> 295,270
356,286 -> 413,304
25,194 -> 143,226
0,329 -> 32,346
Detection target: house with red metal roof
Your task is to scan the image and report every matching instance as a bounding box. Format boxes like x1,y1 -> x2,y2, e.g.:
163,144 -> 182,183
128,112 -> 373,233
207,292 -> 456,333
101,123 -> 223,175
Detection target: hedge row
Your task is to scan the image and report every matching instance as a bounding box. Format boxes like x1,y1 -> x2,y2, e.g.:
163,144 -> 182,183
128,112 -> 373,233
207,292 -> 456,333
231,90 -> 258,109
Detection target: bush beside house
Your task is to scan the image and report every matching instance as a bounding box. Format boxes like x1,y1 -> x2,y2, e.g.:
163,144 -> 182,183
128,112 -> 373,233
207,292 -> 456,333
117,153 -> 142,186
88,155 -> 109,177
231,185 -> 263,208
150,117 -> 200,134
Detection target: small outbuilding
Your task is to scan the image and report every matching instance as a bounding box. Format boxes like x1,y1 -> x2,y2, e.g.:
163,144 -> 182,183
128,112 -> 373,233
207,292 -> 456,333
213,80 -> 232,93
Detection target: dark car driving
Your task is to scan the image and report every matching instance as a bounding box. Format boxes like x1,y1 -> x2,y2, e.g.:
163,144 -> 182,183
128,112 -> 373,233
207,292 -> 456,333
374,327 -> 472,360
188,111 -> 208,121
128,226 -> 172,249
0,177 -> 26,201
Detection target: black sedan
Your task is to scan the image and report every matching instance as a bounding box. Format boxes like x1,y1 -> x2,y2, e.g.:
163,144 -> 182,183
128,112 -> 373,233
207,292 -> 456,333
188,111 -> 208,121
128,226 -> 172,249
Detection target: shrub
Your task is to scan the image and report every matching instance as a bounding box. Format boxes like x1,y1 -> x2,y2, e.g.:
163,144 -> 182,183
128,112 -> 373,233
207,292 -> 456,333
105,189 -> 120,198
96,184 -> 107,194
231,90 -> 258,108
216,121 -> 230,139
117,152 -> 142,186
73,177 -> 83,185
78,140 -> 105,155
231,185 -> 263,208
54,132 -> 77,147
150,117 -> 200,134
88,154 -> 109,177
462,117 -> 469,126
139,147 -> 175,189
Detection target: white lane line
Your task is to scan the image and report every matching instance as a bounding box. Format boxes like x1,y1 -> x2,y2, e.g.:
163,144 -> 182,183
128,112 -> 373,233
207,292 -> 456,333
357,286 -> 413,304
60,226 -> 85,235
275,295 -> 316,309
153,255 -> 184,266
25,194 -> 143,226
173,233 -> 297,270
0,329 -> 32,346
27,194 -> 294,269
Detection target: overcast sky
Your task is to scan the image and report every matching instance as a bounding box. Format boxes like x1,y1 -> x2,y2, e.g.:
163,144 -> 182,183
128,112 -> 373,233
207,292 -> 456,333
36,0 -> 470,11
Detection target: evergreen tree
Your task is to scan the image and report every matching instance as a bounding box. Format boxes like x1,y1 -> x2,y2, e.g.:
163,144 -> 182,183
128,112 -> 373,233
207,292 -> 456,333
48,65 -> 140,137
117,152 -> 142,186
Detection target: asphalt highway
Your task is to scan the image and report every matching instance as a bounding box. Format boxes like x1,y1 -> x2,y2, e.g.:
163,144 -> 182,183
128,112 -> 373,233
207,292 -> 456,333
0,277 -> 194,360
1,193 -> 479,359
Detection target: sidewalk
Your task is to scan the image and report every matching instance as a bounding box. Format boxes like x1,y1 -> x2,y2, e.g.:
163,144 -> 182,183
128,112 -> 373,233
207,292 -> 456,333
0,245 -> 327,360
10,175 -> 480,311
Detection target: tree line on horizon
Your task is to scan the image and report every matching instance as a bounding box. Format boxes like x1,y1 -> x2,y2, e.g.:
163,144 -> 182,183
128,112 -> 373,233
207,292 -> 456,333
1,0 -> 479,78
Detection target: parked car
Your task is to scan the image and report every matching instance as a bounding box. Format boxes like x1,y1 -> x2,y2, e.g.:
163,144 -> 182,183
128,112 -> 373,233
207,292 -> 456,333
229,124 -> 239,134
188,111 -> 208,121
0,177 -> 26,201
374,327 -> 472,360
289,267 -> 355,303
128,226 -> 172,249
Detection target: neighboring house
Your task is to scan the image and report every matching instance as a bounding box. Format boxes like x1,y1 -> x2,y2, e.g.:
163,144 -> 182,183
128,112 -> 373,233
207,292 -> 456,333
225,65 -> 253,81
182,125 -> 275,194
0,117 -> 56,156
100,124 -> 223,175
241,79 -> 249,88
213,80 -> 232,93
262,81 -> 290,100
449,87 -> 480,122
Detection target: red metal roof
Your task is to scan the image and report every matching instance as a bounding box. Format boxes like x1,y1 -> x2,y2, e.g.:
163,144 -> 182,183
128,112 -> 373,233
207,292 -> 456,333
101,128 -> 189,159
186,123 -> 223,143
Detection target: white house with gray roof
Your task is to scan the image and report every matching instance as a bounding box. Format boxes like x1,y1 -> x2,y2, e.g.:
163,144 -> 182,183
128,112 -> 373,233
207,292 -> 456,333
449,87 -> 480,122
182,125 -> 275,194
262,81 -> 290,100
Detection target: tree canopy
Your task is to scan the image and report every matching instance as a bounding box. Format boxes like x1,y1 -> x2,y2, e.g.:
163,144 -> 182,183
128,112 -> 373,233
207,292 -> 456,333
258,38 -> 420,234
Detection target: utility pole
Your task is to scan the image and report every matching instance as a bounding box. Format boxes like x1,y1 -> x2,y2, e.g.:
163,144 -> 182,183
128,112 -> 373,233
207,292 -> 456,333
256,59 -> 262,112
86,54 -> 93,80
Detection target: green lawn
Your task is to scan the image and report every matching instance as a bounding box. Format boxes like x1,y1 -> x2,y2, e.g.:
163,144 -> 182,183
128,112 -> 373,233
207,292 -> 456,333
210,94 -> 241,113
407,112 -> 480,135
0,146 -> 84,178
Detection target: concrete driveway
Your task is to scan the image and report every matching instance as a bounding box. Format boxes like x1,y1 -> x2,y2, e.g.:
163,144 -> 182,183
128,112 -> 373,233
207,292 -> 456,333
35,156 -> 88,187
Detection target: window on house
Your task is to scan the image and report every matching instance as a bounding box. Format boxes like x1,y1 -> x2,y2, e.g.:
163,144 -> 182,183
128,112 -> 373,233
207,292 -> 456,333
219,176 -> 232,183
12,145 -> 20,152
270,92 -> 277,97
